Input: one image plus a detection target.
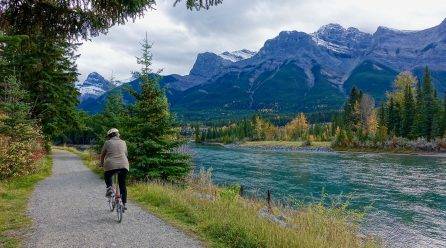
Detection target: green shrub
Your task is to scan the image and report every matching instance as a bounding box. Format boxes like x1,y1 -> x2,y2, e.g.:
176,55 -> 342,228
0,122 -> 45,179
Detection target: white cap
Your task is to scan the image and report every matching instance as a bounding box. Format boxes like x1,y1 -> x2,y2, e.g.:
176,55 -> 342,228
107,128 -> 119,136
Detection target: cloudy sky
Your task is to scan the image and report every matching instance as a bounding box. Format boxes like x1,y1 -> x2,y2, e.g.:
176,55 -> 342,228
77,0 -> 446,82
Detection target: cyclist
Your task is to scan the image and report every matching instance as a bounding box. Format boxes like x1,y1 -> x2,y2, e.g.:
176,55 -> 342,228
100,128 -> 129,211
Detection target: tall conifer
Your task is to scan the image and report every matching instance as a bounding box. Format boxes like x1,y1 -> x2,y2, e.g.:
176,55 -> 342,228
402,84 -> 415,138
420,67 -> 435,139
126,35 -> 191,181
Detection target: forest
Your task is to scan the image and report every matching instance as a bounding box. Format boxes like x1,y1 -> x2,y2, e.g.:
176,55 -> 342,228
1,0 -> 445,181
195,68 -> 446,152
0,0 -> 215,180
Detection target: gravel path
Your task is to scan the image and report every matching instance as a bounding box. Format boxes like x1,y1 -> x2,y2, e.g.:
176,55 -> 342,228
25,149 -> 202,248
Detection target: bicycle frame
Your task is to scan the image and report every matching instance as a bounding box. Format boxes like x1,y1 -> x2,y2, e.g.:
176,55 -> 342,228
112,173 -> 120,199
107,172 -> 124,223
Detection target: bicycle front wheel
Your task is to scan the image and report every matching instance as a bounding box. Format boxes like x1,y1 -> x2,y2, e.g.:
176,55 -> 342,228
116,203 -> 123,223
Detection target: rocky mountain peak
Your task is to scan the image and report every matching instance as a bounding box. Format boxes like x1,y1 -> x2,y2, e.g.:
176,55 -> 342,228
83,72 -> 108,86
374,26 -> 409,36
76,72 -> 115,101
315,23 -> 346,38
257,31 -> 311,58
79,19 -> 446,116
313,23 -> 372,51
220,49 -> 256,62
189,52 -> 232,78
438,18 -> 446,32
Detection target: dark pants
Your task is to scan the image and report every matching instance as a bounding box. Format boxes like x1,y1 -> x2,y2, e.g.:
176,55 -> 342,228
104,168 -> 128,204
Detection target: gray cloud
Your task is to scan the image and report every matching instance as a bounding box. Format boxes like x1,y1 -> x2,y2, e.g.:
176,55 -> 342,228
77,0 -> 446,82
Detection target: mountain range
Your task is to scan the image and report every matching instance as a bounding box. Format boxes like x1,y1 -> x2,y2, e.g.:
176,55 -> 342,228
78,19 -> 446,121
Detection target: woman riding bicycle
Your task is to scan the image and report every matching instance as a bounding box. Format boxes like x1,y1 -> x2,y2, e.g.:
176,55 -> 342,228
100,128 -> 129,210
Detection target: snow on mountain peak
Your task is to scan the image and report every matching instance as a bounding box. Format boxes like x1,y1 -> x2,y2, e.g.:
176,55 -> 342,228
315,23 -> 346,36
219,49 -> 257,62
310,23 -> 372,54
375,26 -> 415,35
76,72 -> 115,100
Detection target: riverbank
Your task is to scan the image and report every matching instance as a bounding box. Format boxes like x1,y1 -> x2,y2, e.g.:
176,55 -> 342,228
334,147 -> 446,158
201,140 -> 446,157
0,156 -> 52,247
65,147 -> 378,248
206,141 -> 333,153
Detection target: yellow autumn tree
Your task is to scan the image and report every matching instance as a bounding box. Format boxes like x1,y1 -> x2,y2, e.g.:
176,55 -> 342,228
387,71 -> 417,105
365,109 -> 378,136
359,94 -> 376,135
252,116 -> 278,141
285,113 -> 309,141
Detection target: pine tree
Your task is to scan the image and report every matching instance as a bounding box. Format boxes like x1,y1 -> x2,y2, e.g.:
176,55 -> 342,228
126,35 -> 191,181
378,103 -> 387,129
194,124 -> 201,143
1,1 -> 211,142
1,33 -> 80,140
343,87 -> 362,133
402,84 -> 415,138
441,92 -> 446,137
412,79 -> 424,138
0,35 -> 30,130
0,75 -> 31,134
387,97 -> 402,136
102,93 -> 127,130
88,92 -> 129,149
420,67 -> 435,140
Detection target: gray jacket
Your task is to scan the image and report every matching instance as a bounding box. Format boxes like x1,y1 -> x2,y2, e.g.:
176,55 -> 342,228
101,137 -> 129,171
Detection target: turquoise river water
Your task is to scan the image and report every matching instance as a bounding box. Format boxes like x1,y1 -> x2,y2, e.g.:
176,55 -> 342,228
190,144 -> 446,247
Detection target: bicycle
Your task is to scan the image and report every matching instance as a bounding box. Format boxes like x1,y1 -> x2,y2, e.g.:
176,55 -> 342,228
107,173 -> 124,223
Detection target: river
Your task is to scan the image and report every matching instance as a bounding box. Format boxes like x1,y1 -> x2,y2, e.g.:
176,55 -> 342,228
190,144 -> 446,247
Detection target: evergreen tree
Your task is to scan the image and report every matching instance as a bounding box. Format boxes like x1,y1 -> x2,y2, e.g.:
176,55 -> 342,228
402,84 -> 415,138
0,35 -> 30,130
378,103 -> 387,129
412,79 -> 424,138
126,35 -> 191,181
1,1 -> 215,142
194,124 -> 201,143
85,92 -> 129,149
441,92 -> 446,137
343,86 -> 362,132
0,33 -> 79,140
420,67 -> 435,140
387,97 -> 402,136
102,92 -> 127,130
0,75 -> 31,134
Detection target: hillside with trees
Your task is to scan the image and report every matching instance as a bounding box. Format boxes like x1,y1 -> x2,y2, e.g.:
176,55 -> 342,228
194,68 -> 446,152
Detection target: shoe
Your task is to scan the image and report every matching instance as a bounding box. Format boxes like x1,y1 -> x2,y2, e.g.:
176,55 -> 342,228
123,204 -> 127,211
105,187 -> 113,197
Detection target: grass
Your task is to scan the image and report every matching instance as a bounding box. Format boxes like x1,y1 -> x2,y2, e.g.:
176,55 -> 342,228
67,146 -> 379,248
240,140 -> 332,149
0,156 -> 52,248
129,183 -> 378,248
